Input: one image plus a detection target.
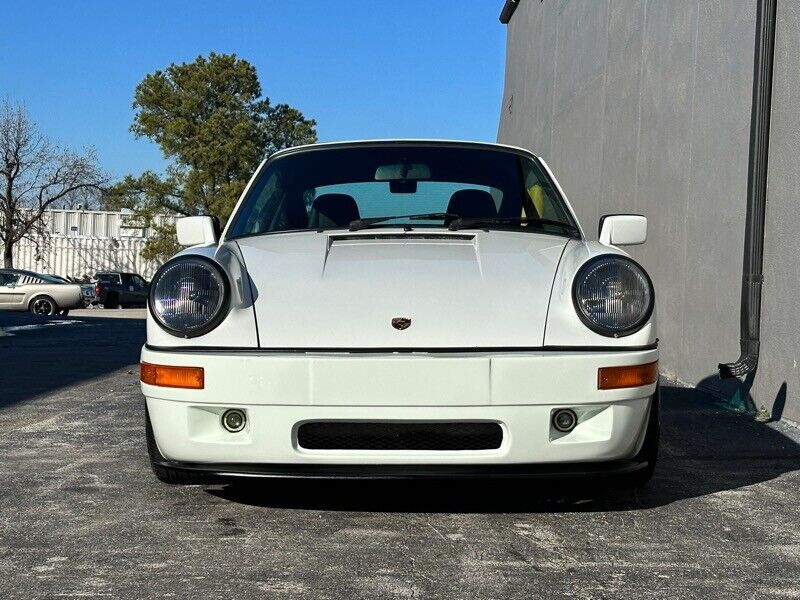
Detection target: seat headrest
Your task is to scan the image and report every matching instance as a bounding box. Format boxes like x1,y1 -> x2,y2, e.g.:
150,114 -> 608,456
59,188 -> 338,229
308,193 -> 360,228
446,189 -> 498,219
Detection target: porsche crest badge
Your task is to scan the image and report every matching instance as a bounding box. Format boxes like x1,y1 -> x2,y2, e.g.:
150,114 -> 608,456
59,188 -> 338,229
391,317 -> 411,330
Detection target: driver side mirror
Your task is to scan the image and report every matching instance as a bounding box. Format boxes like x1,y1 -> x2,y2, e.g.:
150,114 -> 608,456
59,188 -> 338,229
176,216 -> 219,246
599,214 -> 647,246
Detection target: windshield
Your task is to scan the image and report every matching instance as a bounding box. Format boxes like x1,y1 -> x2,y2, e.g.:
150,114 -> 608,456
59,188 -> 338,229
226,144 -> 579,238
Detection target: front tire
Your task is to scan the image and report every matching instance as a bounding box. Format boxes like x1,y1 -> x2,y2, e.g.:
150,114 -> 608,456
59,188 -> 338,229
145,407 -> 215,485
30,295 -> 58,315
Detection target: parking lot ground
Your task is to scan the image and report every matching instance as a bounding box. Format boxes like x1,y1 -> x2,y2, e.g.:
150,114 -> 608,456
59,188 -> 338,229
68,307 -> 148,319
0,312 -> 799,599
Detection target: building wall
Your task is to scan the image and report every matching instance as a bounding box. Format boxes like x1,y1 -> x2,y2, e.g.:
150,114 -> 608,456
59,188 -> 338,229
12,209 -> 174,279
498,0 -> 757,399
755,0 -> 800,423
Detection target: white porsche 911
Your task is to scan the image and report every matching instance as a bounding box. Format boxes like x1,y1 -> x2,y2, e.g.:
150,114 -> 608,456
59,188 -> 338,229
141,141 -> 659,486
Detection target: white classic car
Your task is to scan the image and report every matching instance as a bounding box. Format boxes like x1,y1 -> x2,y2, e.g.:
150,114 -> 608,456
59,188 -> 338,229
0,269 -> 86,315
141,141 -> 659,486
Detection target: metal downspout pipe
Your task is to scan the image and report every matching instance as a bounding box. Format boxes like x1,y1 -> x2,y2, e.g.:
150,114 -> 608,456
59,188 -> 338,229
719,0 -> 778,379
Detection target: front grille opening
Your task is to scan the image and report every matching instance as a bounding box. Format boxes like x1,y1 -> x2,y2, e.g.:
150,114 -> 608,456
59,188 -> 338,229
297,421 -> 502,451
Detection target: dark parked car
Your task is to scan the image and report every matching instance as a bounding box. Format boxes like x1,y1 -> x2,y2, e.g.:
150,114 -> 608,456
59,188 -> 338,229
94,272 -> 149,309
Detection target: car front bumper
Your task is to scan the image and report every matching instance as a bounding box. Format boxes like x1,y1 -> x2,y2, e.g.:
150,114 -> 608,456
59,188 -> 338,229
141,346 -> 658,474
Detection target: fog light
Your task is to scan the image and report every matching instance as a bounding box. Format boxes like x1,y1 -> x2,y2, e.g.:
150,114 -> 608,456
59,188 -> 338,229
221,409 -> 246,433
552,409 -> 577,433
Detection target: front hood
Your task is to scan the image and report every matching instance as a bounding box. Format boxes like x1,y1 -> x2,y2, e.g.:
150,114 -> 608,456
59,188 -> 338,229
236,231 -> 568,348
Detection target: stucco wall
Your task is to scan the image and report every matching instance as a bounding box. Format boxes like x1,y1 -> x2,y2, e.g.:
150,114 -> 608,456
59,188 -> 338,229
755,0 -> 800,423
498,0 -> 757,399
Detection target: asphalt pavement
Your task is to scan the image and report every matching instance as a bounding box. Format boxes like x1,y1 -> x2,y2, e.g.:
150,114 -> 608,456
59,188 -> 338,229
0,310 -> 798,599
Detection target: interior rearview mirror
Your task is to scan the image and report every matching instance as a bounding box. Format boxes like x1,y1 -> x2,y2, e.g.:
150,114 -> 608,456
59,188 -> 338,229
598,214 -> 647,246
176,216 -> 219,246
374,163 -> 431,181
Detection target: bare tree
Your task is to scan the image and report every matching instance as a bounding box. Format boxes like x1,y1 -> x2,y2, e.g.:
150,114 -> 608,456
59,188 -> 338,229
0,99 -> 107,268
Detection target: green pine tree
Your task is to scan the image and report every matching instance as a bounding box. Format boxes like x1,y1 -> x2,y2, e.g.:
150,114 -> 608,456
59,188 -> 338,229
106,52 -> 317,262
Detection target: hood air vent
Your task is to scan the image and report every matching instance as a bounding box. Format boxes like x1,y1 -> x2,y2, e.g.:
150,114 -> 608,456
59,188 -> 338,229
328,233 -> 476,243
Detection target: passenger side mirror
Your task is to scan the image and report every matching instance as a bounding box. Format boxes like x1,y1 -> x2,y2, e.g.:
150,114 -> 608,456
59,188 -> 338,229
598,214 -> 647,246
176,216 -> 218,246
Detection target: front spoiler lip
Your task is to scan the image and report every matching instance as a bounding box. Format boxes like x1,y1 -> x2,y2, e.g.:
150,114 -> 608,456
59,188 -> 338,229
151,457 -> 649,481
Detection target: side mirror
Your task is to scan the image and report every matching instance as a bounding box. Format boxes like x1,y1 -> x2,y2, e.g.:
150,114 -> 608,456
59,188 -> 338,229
598,214 -> 647,246
176,216 -> 218,246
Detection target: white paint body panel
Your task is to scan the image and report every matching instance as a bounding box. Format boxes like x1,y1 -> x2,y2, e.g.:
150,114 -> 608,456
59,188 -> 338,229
145,242 -> 259,348
143,346 -> 656,465
544,240 -> 657,347
236,230 -> 568,348
599,215 -> 647,246
176,216 -> 218,246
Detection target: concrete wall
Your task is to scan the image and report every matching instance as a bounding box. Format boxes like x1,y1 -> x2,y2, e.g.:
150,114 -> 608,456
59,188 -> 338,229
755,0 -> 800,423
498,1 -> 757,400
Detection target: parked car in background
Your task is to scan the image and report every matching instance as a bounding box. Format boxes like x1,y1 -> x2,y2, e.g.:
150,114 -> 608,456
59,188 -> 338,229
47,274 -> 95,306
94,272 -> 149,308
0,269 -> 84,315
141,140 -> 659,487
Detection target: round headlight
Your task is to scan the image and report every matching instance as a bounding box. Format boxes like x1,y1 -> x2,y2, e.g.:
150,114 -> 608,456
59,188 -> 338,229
572,255 -> 654,337
149,256 -> 230,338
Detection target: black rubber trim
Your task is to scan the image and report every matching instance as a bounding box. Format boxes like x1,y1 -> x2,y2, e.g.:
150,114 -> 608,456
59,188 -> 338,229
144,342 -> 658,354
149,457 -> 649,481
148,255 -> 231,339
572,255 -> 655,338
499,0 -> 519,24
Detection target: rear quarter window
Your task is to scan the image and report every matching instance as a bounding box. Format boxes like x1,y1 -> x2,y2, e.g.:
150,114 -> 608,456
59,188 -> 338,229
97,274 -> 121,284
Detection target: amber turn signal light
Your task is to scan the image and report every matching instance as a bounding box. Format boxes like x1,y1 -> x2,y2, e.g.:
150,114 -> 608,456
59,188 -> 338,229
140,362 -> 204,389
598,361 -> 658,390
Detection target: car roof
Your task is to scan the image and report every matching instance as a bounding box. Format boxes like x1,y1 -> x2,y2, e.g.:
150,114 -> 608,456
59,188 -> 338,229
0,268 -> 39,277
268,139 -> 537,161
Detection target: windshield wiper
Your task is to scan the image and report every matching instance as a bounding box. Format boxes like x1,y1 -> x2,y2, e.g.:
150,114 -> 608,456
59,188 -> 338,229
448,216 -> 581,236
348,212 -> 460,232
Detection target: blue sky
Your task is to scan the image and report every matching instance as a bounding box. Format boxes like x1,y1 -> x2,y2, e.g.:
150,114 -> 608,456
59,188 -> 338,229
0,1 -> 507,179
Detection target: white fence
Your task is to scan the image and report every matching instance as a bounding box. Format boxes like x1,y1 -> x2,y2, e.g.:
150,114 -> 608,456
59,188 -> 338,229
12,209 -> 176,279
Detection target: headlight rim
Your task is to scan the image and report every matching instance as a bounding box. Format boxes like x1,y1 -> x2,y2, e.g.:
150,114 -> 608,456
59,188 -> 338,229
148,254 -> 231,339
571,254 -> 654,338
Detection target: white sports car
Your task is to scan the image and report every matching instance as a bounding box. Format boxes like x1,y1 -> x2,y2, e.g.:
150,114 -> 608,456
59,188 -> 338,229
141,141 -> 659,486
